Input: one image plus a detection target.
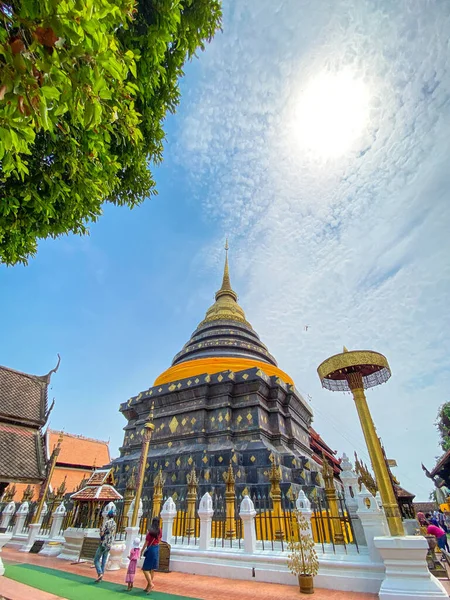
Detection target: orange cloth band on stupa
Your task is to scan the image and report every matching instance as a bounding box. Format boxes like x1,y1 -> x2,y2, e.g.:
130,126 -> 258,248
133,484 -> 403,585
154,357 -> 294,386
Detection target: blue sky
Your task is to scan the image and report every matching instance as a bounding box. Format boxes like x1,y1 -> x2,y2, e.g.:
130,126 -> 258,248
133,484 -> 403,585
1,0 -> 450,501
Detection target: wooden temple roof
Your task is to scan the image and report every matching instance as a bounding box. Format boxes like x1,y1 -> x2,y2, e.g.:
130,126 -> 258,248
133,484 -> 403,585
0,360 -> 59,485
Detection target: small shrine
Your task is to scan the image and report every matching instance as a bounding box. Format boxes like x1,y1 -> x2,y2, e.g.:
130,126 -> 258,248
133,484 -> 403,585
70,468 -> 122,528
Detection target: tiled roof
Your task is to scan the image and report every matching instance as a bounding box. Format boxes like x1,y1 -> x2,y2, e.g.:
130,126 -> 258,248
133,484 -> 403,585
414,501 -> 438,513
0,423 -> 46,483
86,470 -> 112,486
71,484 -> 122,501
395,485 -> 415,499
51,467 -> 94,494
0,365 -> 50,427
47,430 -> 110,469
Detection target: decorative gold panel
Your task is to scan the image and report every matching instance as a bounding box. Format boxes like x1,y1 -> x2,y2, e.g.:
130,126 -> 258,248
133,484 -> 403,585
218,456 -> 223,463
169,416 -> 179,433
171,473 -> 176,482
250,456 -> 256,463
182,418 -> 187,426
188,456 -> 193,465
169,384 -> 176,392
176,458 -> 181,467
218,414 -> 223,422
202,455 -> 208,464
237,415 -> 242,424
168,441 -> 172,448
217,374 -> 223,382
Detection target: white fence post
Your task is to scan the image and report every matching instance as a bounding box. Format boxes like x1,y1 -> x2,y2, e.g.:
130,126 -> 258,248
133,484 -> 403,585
40,502 -> 67,557
296,490 -> 313,538
198,493 -> 213,551
161,497 -> 177,545
339,454 -> 367,547
0,502 -> 16,530
12,501 -> 29,536
49,502 -> 66,540
121,498 -> 144,569
356,485 -> 387,562
239,495 -> 257,554
20,502 -> 47,553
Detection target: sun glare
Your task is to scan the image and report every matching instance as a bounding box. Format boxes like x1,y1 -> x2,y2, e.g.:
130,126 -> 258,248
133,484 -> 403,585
292,71 -> 370,159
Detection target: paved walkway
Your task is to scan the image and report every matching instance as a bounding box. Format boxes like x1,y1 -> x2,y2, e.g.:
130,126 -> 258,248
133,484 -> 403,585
2,547 -> 377,600
0,547 -> 379,600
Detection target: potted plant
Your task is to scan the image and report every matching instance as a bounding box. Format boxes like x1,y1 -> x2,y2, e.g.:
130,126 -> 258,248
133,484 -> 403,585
287,510 -> 319,594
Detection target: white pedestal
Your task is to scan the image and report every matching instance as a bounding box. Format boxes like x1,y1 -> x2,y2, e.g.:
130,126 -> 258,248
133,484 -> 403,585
58,528 -> 98,562
40,540 -> 65,557
0,532 -> 12,576
107,541 -> 126,571
374,535 -> 448,599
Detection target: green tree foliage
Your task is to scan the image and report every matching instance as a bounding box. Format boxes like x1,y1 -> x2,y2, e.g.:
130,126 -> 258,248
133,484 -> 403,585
0,0 -> 221,264
436,402 -> 450,451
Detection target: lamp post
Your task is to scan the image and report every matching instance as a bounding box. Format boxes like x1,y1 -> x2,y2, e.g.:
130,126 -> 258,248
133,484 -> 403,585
317,347 -> 403,537
131,409 -> 155,529
32,432 -> 63,525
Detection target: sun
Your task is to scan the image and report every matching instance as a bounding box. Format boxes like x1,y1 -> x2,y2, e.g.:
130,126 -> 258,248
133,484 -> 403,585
291,71 -> 370,159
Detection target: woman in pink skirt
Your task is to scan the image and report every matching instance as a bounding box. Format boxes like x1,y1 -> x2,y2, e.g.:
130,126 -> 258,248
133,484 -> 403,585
125,537 -> 141,591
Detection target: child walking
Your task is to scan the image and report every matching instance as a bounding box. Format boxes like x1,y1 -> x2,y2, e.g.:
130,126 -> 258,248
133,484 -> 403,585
125,538 -> 141,591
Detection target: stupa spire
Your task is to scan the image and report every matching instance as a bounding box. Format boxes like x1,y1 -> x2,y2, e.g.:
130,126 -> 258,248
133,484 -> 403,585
216,238 -> 237,301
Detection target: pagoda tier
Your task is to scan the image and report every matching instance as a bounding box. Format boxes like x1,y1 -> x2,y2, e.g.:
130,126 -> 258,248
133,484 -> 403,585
113,365 -> 322,499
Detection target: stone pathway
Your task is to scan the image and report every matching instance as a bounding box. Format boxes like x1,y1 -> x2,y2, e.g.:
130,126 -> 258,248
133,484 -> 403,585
0,547 -> 379,600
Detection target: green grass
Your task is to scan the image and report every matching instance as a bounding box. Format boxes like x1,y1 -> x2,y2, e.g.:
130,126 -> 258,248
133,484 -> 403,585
4,563 -> 201,600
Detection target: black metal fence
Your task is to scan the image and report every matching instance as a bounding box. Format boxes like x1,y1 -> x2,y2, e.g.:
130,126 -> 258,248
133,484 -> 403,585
210,492 -> 243,549
172,494 -> 200,546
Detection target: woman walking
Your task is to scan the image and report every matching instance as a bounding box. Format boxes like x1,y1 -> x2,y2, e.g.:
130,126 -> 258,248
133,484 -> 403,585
141,517 -> 162,594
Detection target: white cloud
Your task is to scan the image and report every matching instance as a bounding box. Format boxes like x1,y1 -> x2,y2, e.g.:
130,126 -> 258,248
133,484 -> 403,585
174,0 -> 450,500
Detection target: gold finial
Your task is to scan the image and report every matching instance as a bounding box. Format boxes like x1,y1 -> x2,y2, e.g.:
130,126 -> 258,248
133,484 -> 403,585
217,238 -> 235,299
343,346 -> 349,353
201,238 -> 250,325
